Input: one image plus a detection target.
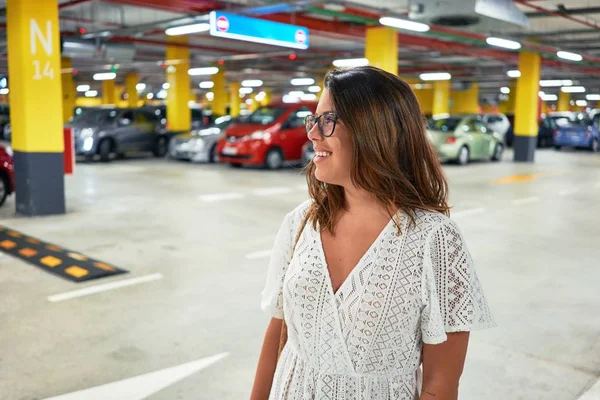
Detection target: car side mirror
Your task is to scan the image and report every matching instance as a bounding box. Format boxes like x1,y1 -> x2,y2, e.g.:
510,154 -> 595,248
119,118 -> 131,126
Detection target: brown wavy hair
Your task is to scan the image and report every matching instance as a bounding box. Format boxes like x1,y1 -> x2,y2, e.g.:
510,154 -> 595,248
304,66 -> 450,234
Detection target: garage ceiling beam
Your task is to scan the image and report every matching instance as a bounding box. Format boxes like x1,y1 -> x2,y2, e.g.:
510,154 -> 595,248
526,6 -> 600,18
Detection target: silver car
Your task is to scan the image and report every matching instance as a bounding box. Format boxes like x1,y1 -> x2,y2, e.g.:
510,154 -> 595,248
169,115 -> 234,163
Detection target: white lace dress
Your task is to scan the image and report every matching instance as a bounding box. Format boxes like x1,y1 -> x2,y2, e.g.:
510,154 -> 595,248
261,200 -> 495,400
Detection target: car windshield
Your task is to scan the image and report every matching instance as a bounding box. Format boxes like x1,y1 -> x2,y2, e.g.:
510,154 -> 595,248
246,107 -> 286,125
548,114 -> 589,128
71,109 -> 119,125
427,117 -> 462,132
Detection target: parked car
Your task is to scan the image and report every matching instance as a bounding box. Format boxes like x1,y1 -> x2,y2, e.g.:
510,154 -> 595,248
481,113 -> 511,143
216,102 -> 317,169
0,105 -> 9,141
146,106 -> 208,134
505,112 -> 578,148
554,113 -> 598,152
426,115 -> 504,165
169,115 -> 235,163
66,107 -> 168,162
0,141 -> 15,207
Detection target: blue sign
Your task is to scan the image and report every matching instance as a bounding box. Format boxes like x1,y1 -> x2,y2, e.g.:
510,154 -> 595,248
209,11 -> 309,50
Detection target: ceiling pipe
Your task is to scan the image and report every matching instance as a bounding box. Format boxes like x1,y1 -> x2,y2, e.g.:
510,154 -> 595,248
514,0 -> 600,31
104,0 -> 224,14
59,0 -> 95,8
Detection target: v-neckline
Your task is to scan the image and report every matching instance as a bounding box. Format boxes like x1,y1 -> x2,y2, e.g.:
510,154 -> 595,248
316,214 -> 397,298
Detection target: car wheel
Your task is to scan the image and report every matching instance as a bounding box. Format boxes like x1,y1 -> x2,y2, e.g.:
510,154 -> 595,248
457,146 -> 469,166
230,163 -> 243,168
208,143 -> 218,163
153,136 -> 168,157
590,138 -> 599,152
0,174 -> 7,207
98,139 -> 112,162
491,144 -> 503,161
554,145 -> 562,151
265,148 -> 284,170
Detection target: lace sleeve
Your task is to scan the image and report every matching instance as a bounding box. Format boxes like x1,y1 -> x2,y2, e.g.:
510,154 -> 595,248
420,219 -> 496,344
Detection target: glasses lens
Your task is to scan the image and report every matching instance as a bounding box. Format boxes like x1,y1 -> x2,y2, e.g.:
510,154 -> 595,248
305,115 -> 316,134
321,114 -> 336,137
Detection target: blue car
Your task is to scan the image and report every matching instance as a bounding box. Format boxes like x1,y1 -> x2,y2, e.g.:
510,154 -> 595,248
554,113 -> 599,152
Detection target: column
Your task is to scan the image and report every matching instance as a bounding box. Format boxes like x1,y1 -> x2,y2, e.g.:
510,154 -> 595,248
229,82 -> 240,117
514,51 -> 541,162
212,68 -> 227,116
7,0 -> 65,215
365,27 -> 398,75
432,80 -> 451,116
125,73 -> 138,108
450,83 -> 479,114
260,90 -> 271,107
166,35 -> 191,131
61,57 -> 75,123
102,80 -> 116,105
557,91 -> 570,112
499,83 -> 516,115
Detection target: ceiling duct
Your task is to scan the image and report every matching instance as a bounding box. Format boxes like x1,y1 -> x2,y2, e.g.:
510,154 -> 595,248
408,0 -> 529,32
61,39 -> 136,62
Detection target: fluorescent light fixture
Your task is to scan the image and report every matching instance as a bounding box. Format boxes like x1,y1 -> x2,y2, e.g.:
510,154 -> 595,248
586,94 -> 600,101
538,91 -> 545,97
136,83 -> 146,91
147,93 -> 154,100
245,99 -> 253,105
162,83 -> 170,89
242,79 -> 263,87
308,85 -> 321,93
282,95 -> 299,104
85,90 -> 98,97
557,51 -> 582,62
0,78 -> 7,88
157,89 -> 167,99
239,87 -> 253,94
206,92 -> 214,101
507,70 -> 521,78
288,90 -> 304,97
93,72 -> 116,81
419,72 -> 451,81
500,87 -> 510,94
165,23 -> 210,36
379,16 -> 430,32
0,88 -> 9,95
76,84 -> 90,92
301,94 -> 317,101
291,78 -> 315,86
188,67 -> 219,76
486,37 -> 521,50
541,94 -> 558,101
255,91 -> 266,101
199,81 -> 214,89
561,86 -> 585,93
539,79 -> 573,87
332,58 -> 369,68
576,100 -> 588,106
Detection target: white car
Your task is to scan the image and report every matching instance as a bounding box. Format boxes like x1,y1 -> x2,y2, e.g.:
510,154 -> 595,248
481,113 -> 510,143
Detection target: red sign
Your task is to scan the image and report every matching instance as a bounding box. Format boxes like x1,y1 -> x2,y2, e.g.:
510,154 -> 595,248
63,127 -> 74,175
217,16 -> 229,32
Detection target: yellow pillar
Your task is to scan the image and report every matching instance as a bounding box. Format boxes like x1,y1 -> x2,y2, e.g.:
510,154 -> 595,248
514,51 -> 541,162
229,82 -> 240,117
212,68 -> 227,116
166,35 -> 191,131
557,92 -> 570,112
450,83 -> 479,114
61,57 -> 75,123
102,80 -> 116,105
365,26 -> 398,75
432,80 -> 451,116
500,83 -> 517,114
261,90 -> 271,107
125,73 -> 138,108
7,0 -> 65,215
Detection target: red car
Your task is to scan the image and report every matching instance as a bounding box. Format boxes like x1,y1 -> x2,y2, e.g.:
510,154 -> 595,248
0,142 -> 15,207
216,101 -> 317,169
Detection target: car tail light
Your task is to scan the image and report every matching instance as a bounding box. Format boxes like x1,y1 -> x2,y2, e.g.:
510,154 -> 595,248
445,137 -> 457,144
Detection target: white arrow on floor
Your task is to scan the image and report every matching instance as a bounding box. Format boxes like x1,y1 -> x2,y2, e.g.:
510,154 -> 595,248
43,352 -> 230,400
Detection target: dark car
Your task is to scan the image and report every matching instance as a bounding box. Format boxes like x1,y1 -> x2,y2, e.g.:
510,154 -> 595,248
554,113 -> 598,152
146,106 -> 208,134
0,141 -> 15,207
505,112 -> 576,148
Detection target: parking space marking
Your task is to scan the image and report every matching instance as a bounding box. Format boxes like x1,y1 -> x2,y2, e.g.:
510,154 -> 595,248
512,197 -> 540,206
48,273 -> 163,303
559,188 -> 580,197
252,187 -> 294,196
577,377 -> 600,400
246,250 -> 271,260
198,192 -> 246,202
452,207 -> 486,218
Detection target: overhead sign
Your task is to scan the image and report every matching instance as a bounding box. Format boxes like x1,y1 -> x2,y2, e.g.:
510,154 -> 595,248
209,11 -> 309,50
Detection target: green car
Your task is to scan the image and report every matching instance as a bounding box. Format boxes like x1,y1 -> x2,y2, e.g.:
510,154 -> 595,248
426,115 -> 504,165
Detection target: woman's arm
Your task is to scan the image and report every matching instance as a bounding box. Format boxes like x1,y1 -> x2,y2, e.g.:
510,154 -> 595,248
249,318 -> 283,400
421,332 -> 470,400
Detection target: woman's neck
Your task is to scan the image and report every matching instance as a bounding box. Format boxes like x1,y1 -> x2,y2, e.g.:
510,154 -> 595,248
343,185 -> 392,218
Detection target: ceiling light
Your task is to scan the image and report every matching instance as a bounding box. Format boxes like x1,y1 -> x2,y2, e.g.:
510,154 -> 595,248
486,37 -> 521,50
206,92 -> 214,101
76,84 -> 90,92
586,94 -> 600,101
557,51 -> 582,62
165,23 -> 210,36
538,91 -> 545,97
332,58 -> 369,68
419,72 -> 451,81
0,88 -> 9,95
561,86 -> 585,93
301,94 -> 317,101
539,79 -> 573,87
255,92 -> 266,101
242,79 -> 263,87
93,72 -> 116,81
84,90 -> 98,97
245,99 -> 253,105
188,67 -> 219,76
199,81 -> 214,89
291,78 -> 315,86
282,95 -> 299,104
507,70 -> 521,78
308,85 -> 321,93
576,100 -> 588,106
239,87 -> 253,94
500,87 -> 510,94
157,89 -> 167,99
288,90 -> 304,97
541,94 -> 558,101
136,83 -> 146,91
147,93 -> 154,99
379,16 -> 430,32
162,83 -> 170,90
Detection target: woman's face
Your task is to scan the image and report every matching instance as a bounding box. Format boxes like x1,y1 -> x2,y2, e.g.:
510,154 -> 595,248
307,89 -> 353,187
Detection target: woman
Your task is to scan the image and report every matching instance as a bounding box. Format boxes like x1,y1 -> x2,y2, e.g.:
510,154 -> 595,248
251,66 -> 495,400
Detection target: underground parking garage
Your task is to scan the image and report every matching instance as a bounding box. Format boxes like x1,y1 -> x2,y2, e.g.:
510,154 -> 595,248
1,1 -> 600,399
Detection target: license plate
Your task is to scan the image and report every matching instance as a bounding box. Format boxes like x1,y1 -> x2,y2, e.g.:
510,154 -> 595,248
222,146 -> 237,156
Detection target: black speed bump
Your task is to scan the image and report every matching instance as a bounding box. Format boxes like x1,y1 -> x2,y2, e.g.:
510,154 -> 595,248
0,225 -> 128,282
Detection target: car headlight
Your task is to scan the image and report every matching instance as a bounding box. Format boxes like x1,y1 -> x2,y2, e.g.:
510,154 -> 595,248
4,145 -> 13,157
80,128 -> 94,138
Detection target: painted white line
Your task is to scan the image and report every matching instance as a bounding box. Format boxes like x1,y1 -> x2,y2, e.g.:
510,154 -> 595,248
246,250 -> 271,260
252,187 -> 294,196
559,188 -> 580,197
48,273 -> 163,303
577,377 -> 600,400
43,352 -> 229,400
512,196 -> 540,206
452,207 -> 486,218
198,192 -> 245,202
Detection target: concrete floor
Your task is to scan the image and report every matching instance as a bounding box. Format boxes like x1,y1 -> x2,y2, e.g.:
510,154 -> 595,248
0,148 -> 599,400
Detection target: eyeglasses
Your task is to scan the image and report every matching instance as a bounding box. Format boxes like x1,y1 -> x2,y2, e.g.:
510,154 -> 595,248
304,111 -> 340,137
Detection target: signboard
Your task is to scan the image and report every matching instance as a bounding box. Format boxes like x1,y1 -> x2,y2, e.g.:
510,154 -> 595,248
209,11 -> 309,50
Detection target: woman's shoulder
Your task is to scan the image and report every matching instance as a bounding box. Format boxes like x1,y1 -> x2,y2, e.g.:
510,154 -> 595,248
282,199 -> 313,229
408,208 -> 461,239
